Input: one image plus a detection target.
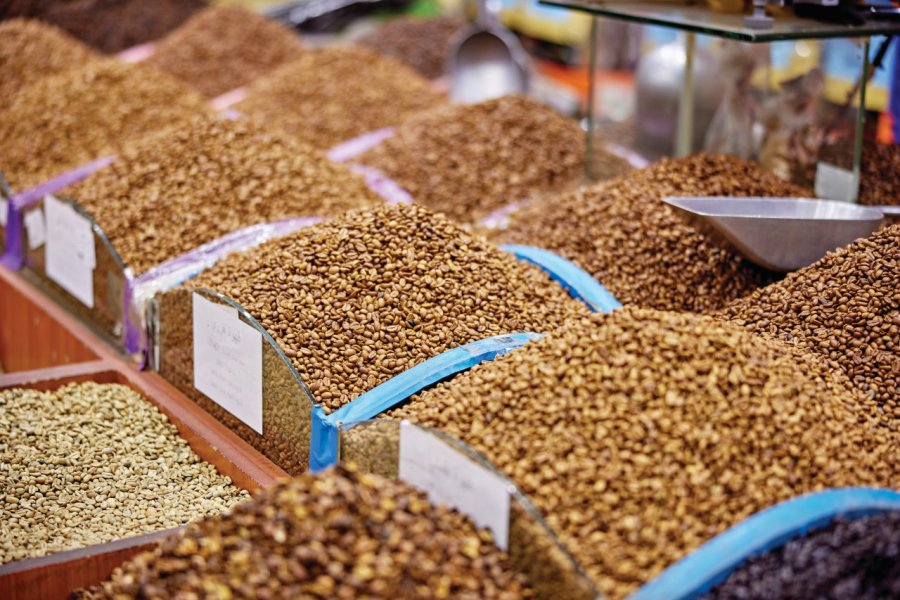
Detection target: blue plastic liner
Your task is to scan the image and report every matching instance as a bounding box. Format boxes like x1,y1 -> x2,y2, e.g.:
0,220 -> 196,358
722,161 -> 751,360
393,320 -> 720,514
500,245 -> 622,313
630,487 -> 900,600
309,332 -> 543,471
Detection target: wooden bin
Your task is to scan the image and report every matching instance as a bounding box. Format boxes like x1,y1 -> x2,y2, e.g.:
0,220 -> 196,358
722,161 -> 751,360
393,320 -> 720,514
0,362 -> 289,599
0,266 -> 101,373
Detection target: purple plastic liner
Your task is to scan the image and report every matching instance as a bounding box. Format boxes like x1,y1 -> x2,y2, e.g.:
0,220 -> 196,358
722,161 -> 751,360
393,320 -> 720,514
2,156 -> 115,269
124,216 -> 323,361
349,164 -> 413,205
605,142 -> 650,169
328,128 -> 395,163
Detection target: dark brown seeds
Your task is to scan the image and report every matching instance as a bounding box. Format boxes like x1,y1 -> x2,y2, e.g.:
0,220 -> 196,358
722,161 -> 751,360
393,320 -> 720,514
356,17 -> 465,80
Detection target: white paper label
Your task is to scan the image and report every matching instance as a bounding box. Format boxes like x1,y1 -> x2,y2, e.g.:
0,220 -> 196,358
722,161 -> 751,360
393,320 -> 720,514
399,422 -> 511,550
192,293 -> 263,434
815,162 -> 856,202
44,195 -> 95,308
0,198 -> 7,227
24,207 -> 46,249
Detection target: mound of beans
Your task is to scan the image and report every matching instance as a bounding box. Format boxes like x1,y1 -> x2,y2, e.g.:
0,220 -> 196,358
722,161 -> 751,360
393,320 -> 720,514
858,142 -> 900,207
0,18 -> 98,99
147,5 -> 305,98
78,466 -> 530,599
491,154 -> 808,313
0,59 -> 208,190
356,17 -> 464,79
706,511 -> 900,599
359,95 -> 585,224
72,115 -> 380,275
387,308 -> 898,599
188,203 -> 590,413
0,383 -> 247,564
720,223 -> 899,427
237,46 -> 444,148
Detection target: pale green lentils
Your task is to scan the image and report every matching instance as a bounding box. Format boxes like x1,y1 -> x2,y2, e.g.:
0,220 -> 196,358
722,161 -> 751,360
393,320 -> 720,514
0,382 -> 248,564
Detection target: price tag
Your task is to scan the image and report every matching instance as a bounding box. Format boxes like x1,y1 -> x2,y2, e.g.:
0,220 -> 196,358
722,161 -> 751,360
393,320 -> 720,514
45,195 -> 95,307
0,197 -> 7,227
399,422 -> 511,550
24,207 -> 45,249
192,293 -> 263,434
815,162 -> 856,202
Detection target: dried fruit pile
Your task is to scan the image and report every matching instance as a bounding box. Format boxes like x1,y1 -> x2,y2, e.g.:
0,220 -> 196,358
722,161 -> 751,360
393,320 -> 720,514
359,95 -> 585,223
388,308 -> 898,599
38,0 -> 207,54
720,223 -> 899,425
0,18 -> 99,99
858,142 -> 900,206
492,154 -> 808,313
189,203 -> 590,412
238,46 -> 444,148
0,60 -> 208,190
79,466 -> 530,599
706,511 -> 900,599
0,383 -> 248,564
147,5 -> 305,98
356,17 -> 464,79
72,116 -> 381,275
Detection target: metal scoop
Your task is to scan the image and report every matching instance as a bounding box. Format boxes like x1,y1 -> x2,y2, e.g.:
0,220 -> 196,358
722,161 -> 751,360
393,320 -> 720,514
449,0 -> 530,104
663,196 -> 900,272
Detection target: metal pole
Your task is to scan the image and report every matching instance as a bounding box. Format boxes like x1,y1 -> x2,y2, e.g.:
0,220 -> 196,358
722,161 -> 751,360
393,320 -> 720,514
675,31 -> 696,157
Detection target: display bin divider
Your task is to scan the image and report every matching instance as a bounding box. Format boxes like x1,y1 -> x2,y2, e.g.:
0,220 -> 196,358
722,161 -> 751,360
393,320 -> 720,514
337,419 -> 602,600
630,487 -> 900,600
309,332 -> 544,471
1,157 -> 114,269
501,244 -> 623,313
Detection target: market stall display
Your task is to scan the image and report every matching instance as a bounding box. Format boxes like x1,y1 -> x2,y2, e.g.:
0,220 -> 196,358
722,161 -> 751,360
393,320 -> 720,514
356,17 -> 465,80
720,223 -> 899,425
385,308 -> 898,599
0,382 -> 248,565
147,5 -> 305,98
77,466 -> 531,599
155,203 -> 590,473
237,46 -> 444,148
358,95 -> 586,224
491,154 -> 808,312
0,60 -> 209,192
0,19 -> 99,99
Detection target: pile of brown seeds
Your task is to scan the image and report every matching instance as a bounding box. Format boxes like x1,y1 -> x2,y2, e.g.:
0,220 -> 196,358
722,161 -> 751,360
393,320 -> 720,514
72,116 -> 381,275
189,203 -> 590,412
491,154 -> 808,312
147,5 -> 305,98
38,0 -> 207,54
0,383 -> 248,565
359,95 -> 585,223
79,466 -> 530,599
238,46 -> 444,148
719,224 -> 899,425
858,142 -> 900,206
706,511 -> 900,600
388,308 -> 899,599
356,16 -> 464,79
0,18 -> 99,99
0,59 -> 208,191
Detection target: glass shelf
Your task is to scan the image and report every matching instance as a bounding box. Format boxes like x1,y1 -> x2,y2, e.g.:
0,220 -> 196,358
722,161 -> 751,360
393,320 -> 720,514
538,1 -> 900,42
